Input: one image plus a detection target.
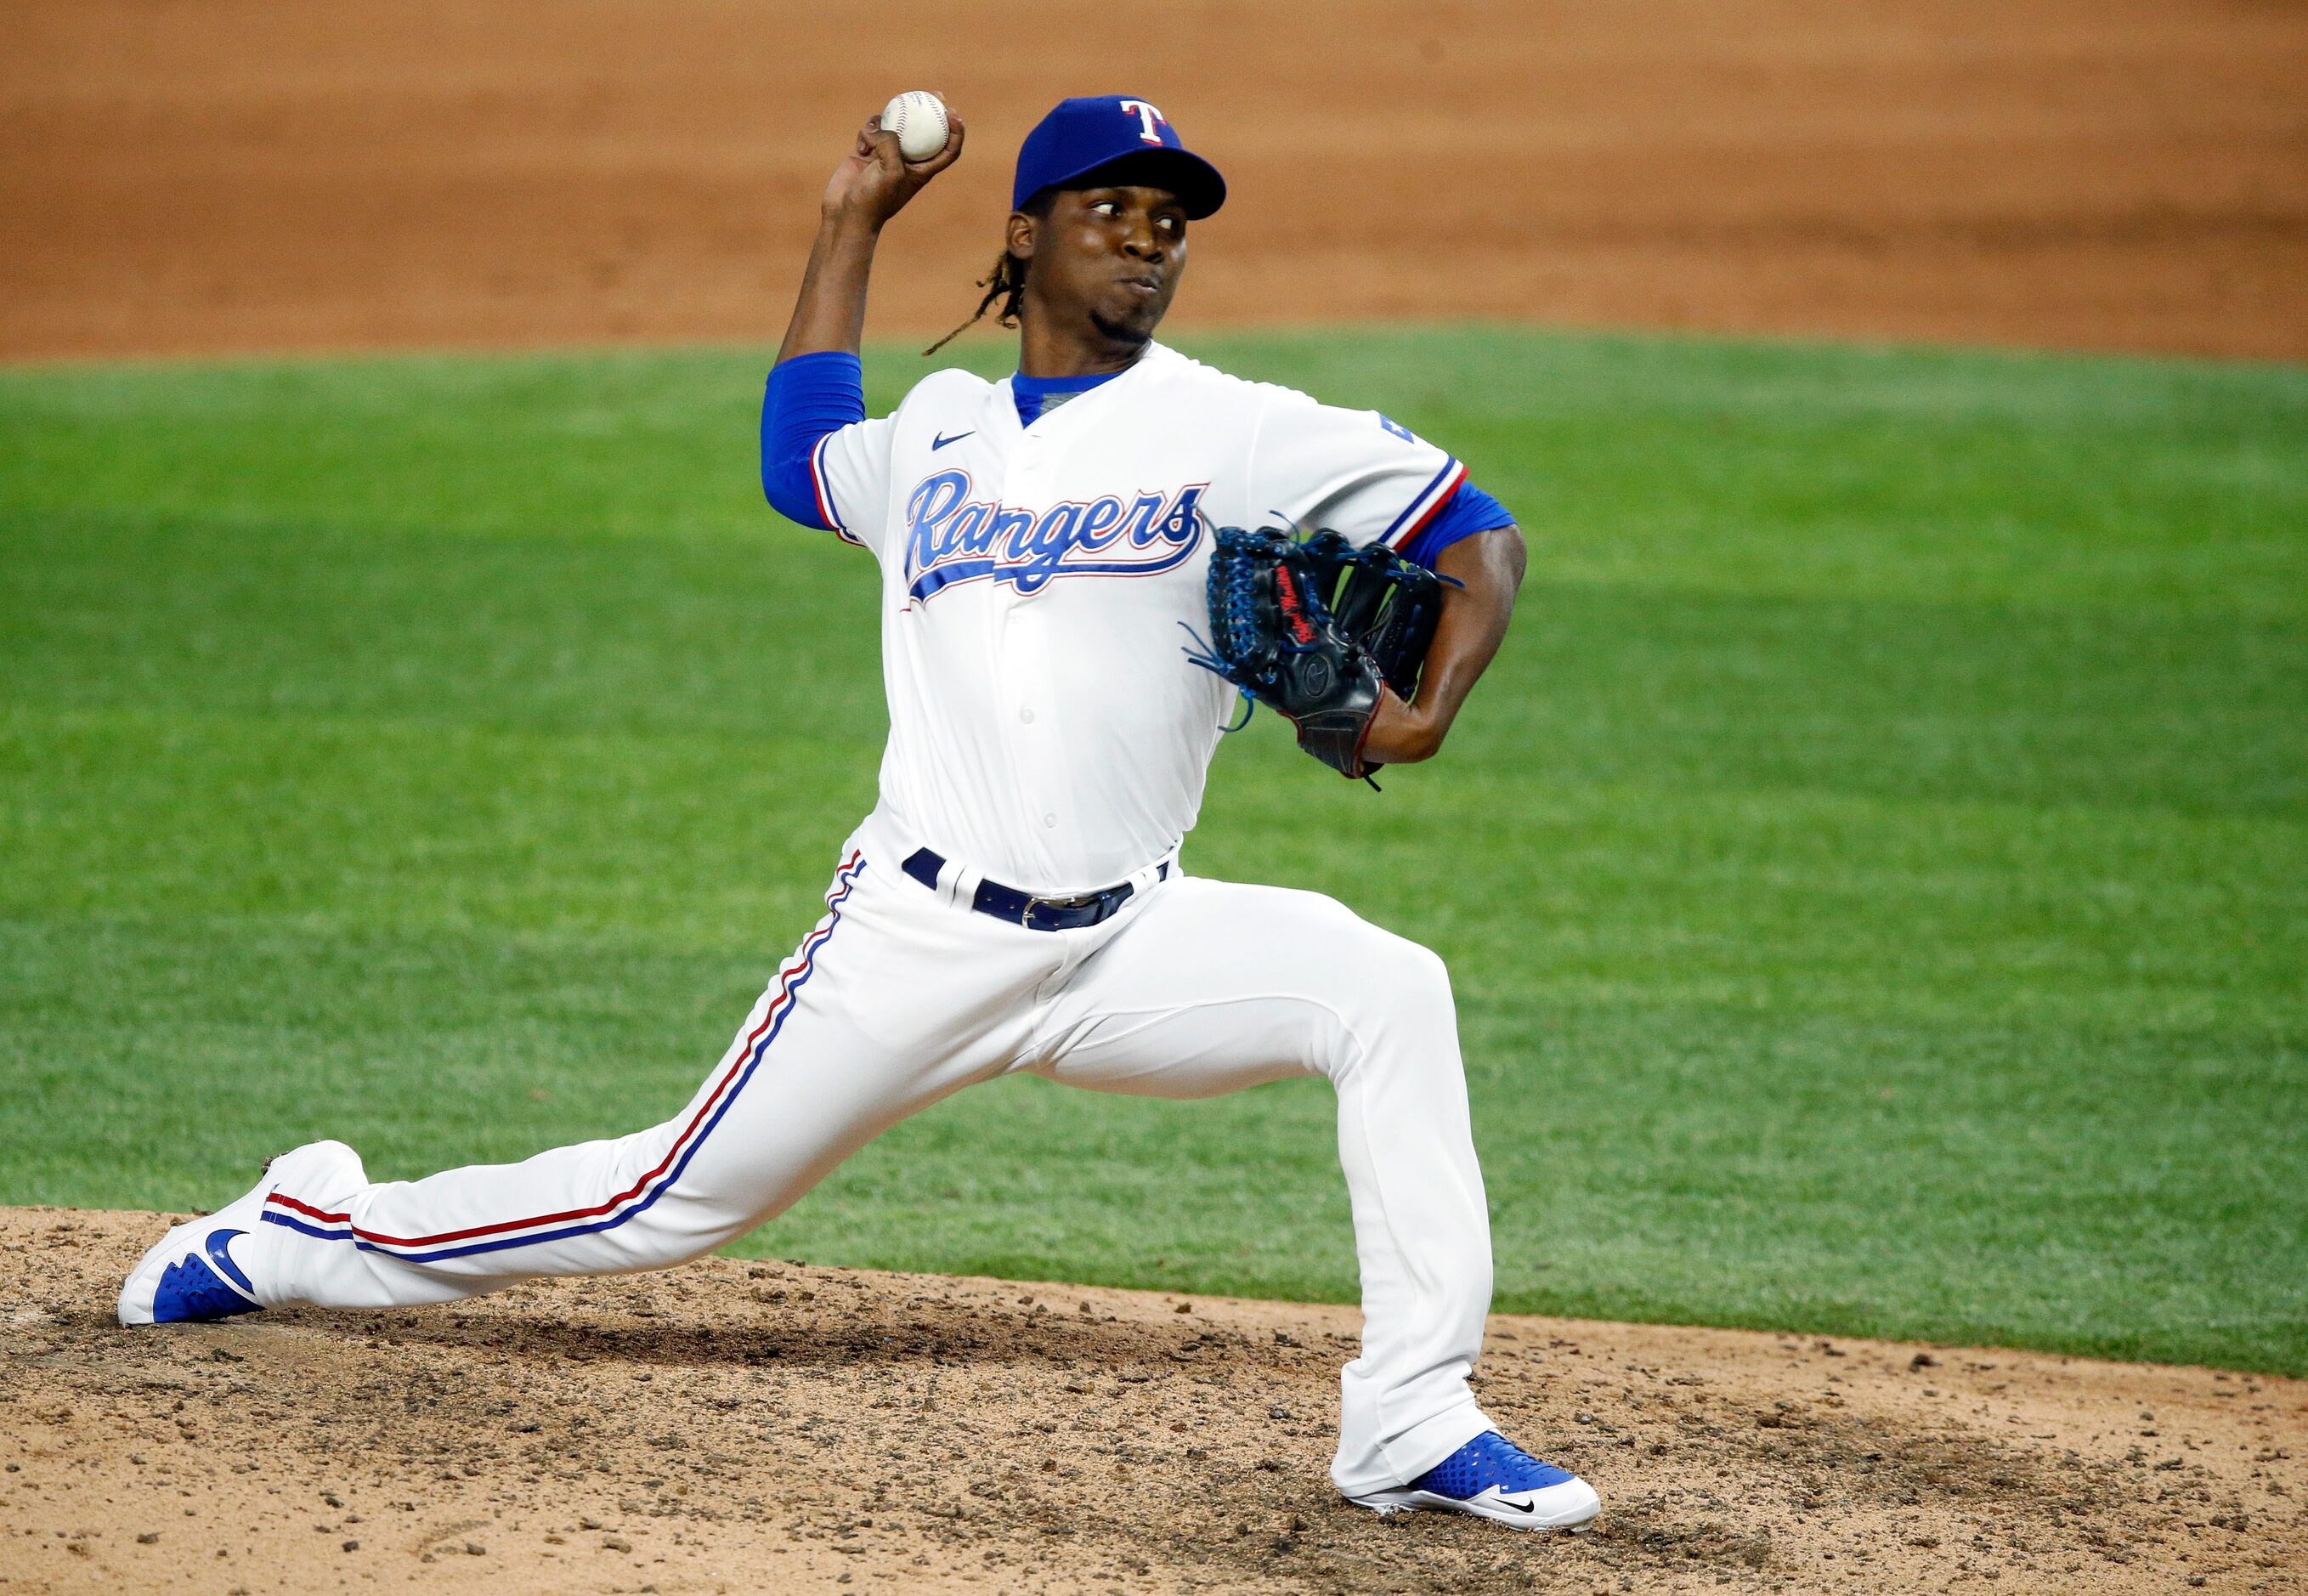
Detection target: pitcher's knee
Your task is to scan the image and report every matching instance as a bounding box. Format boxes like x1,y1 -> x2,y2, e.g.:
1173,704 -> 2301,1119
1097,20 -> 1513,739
1314,939 -> 1460,1080
1347,928 -> 1455,1025
1400,938 -> 1453,1009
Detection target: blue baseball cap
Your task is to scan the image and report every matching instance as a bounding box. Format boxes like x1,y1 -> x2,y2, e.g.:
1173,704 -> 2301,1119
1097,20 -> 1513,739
1011,95 -> 1226,220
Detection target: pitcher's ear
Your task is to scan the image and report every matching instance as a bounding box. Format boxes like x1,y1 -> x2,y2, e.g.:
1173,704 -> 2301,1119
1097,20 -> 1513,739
1005,211 -> 1037,262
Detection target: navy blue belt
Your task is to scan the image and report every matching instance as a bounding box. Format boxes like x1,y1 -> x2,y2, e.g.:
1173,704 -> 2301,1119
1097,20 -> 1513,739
902,847 -> 1167,932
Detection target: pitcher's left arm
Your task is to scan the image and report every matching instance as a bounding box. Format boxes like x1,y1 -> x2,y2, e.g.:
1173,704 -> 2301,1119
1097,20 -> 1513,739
1360,523 -> 1525,765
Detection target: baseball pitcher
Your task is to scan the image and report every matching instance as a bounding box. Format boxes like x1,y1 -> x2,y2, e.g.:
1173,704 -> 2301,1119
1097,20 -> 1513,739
119,94 -> 1600,1534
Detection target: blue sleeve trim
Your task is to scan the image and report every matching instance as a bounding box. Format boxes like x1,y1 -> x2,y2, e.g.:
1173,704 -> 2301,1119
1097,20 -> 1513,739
761,352 -> 866,531
1400,481 -> 1514,569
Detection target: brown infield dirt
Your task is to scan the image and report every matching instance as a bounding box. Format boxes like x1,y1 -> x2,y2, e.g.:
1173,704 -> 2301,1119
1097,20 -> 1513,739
3,1209 -> 2303,1596
3,0 -> 2305,363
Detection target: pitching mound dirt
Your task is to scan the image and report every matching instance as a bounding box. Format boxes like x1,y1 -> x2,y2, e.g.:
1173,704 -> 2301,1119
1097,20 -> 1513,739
4,1208 -> 2302,1594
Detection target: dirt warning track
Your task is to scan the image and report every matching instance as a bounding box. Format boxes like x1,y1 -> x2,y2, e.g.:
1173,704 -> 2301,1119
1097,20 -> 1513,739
4,1208 -> 2303,1594
2,0 -> 2304,363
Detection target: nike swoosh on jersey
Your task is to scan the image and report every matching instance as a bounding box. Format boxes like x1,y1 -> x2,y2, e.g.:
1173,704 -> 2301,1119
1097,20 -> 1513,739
931,431 -> 973,450
204,1228 -> 257,1294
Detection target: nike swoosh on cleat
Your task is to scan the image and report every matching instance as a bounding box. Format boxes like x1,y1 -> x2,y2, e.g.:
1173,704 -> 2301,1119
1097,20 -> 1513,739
204,1228 -> 256,1294
931,431 -> 972,450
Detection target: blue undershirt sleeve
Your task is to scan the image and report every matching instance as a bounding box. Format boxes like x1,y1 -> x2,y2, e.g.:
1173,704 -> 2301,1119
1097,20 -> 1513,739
1399,481 -> 1515,570
760,352 -> 867,532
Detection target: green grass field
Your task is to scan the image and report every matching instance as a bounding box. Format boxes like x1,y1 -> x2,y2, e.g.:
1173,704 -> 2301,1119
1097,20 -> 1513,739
3,326 -> 2303,1374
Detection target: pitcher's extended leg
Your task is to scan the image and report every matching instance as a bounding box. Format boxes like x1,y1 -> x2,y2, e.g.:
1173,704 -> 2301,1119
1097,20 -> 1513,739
123,850 -> 1042,1321
1029,876 -> 1495,1499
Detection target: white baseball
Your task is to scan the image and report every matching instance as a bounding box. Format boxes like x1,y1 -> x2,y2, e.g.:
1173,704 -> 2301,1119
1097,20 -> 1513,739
880,91 -> 948,163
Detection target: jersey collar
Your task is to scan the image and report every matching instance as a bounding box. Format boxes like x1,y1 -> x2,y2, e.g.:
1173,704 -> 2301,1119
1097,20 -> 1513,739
999,342 -> 1179,436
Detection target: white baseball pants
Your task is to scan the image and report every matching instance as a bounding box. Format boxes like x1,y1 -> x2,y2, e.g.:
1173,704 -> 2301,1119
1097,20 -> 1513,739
252,815 -> 1499,1497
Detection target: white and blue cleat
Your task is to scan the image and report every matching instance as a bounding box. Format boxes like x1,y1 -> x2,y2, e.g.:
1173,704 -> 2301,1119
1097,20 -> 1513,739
117,1140 -> 363,1326
1353,1430 -> 1602,1531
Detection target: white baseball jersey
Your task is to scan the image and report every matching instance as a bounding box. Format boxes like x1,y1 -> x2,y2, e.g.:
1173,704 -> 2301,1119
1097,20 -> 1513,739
806,342 -> 1468,892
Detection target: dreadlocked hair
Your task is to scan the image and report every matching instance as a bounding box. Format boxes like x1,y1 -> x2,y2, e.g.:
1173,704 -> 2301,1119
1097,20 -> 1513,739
922,248 -> 1027,357
924,191 -> 1054,357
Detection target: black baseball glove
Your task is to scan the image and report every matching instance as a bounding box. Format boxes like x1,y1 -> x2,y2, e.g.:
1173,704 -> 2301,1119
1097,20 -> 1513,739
1189,526 -> 1448,781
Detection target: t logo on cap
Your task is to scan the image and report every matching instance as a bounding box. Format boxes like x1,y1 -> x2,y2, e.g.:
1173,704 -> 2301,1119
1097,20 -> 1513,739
1010,94 -> 1227,219
1119,99 -> 1168,144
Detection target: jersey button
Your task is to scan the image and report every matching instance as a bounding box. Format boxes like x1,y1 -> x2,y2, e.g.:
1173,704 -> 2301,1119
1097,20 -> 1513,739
1019,706 -> 1036,723
1042,813 -> 1057,829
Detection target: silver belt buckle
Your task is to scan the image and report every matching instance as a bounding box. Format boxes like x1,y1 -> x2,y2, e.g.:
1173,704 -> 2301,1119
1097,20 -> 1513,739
1023,888 -> 1107,927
